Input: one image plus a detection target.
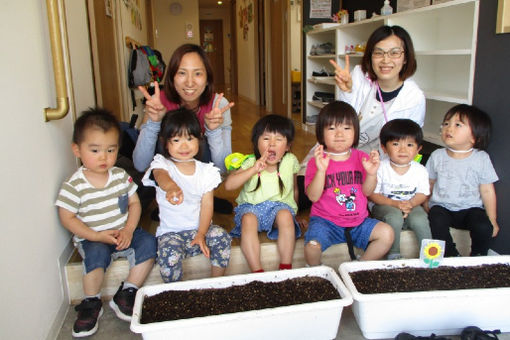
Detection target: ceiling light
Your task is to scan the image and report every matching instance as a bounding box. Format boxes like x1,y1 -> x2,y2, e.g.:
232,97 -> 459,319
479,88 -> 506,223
217,1 -> 223,4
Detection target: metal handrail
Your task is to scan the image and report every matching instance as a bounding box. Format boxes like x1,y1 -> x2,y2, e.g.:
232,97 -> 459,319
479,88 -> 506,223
44,0 -> 69,121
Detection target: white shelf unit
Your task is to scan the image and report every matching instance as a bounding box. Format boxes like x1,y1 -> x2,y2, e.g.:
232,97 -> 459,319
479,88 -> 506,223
304,0 -> 479,145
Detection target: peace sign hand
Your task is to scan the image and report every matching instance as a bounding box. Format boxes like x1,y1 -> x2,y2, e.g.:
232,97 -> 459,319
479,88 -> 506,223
204,93 -> 235,131
329,56 -> 352,93
253,150 -> 268,173
138,82 -> 166,122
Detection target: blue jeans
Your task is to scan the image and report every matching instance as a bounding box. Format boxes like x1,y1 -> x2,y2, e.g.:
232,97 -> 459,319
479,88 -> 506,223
304,215 -> 378,251
76,227 -> 157,274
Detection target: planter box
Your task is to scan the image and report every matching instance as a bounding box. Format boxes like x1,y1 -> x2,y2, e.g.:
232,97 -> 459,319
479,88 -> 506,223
131,266 -> 352,340
339,256 -> 510,339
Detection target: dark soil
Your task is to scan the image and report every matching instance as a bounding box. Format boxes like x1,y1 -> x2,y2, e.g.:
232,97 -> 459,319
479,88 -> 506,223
350,263 -> 510,294
141,276 -> 340,324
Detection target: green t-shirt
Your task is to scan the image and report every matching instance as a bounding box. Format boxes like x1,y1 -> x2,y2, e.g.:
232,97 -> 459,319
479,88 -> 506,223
236,152 -> 300,213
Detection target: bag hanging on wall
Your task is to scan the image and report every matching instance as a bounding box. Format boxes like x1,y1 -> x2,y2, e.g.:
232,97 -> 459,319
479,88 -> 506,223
128,48 -> 152,110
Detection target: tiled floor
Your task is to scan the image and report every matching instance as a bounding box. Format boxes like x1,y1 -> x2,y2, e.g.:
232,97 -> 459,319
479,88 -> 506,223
56,303 -> 510,339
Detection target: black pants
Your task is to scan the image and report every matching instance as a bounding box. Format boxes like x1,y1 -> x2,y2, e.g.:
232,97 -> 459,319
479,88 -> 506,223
428,206 -> 493,257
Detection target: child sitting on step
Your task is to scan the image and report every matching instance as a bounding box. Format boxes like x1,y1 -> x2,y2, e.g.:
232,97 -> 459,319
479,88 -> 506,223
56,108 -> 157,337
142,108 -> 231,282
304,101 -> 394,265
425,104 -> 499,257
369,119 -> 431,260
224,114 -> 302,272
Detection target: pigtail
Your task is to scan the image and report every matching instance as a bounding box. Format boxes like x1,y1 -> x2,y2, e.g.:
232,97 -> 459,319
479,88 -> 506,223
249,172 -> 262,193
277,159 -> 285,195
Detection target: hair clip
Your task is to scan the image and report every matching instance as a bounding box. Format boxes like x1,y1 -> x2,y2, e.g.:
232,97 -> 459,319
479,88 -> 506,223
257,172 -> 261,177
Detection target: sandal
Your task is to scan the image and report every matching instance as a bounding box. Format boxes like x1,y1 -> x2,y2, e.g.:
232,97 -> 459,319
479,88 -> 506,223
460,326 -> 501,340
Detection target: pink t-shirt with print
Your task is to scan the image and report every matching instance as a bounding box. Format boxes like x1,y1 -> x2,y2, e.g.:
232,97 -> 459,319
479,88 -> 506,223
305,148 -> 369,227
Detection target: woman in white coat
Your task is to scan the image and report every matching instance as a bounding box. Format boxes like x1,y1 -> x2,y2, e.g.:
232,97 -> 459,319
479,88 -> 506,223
298,25 -> 425,210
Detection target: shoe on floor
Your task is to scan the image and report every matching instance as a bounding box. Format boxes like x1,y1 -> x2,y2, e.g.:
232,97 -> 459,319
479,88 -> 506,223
395,332 -> 452,340
109,283 -> 137,321
461,326 -> 501,340
214,196 -> 233,214
72,297 -> 103,337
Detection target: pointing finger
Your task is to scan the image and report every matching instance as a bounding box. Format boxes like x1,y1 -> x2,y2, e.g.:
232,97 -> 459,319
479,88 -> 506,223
137,85 -> 152,101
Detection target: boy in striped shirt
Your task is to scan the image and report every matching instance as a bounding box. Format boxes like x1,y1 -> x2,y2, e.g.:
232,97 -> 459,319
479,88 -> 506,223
56,108 -> 156,337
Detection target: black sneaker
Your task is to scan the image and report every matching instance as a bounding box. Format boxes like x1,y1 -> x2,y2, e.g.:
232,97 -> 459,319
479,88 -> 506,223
461,326 -> 501,340
395,333 -> 451,340
72,297 -> 103,337
109,283 -> 137,321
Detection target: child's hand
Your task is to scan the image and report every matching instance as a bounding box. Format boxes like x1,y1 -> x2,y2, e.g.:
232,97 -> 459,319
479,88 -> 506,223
204,93 -> 235,131
115,228 -> 133,251
191,232 -> 210,258
492,221 -> 500,237
253,150 -> 268,173
330,57 -> 352,92
96,229 -> 120,245
314,144 -> 330,172
362,150 -> 380,175
164,182 -> 184,205
398,200 -> 413,218
138,82 -> 166,122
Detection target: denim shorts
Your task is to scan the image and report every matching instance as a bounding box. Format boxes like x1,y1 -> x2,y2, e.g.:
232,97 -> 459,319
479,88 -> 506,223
231,201 -> 301,240
304,216 -> 379,251
76,227 -> 157,274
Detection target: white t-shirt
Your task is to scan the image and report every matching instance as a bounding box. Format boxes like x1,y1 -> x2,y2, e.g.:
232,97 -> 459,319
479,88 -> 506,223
142,154 -> 222,237
374,158 -> 430,201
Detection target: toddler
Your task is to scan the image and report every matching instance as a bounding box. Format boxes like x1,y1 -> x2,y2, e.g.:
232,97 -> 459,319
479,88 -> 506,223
304,101 -> 394,264
56,108 -> 157,337
142,108 -> 231,282
370,119 -> 431,259
224,114 -> 301,272
426,104 -> 499,257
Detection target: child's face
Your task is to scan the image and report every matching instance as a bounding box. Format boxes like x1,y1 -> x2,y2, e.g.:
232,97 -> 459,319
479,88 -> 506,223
72,128 -> 119,175
382,137 -> 421,166
323,121 -> 355,153
166,132 -> 199,161
441,113 -> 475,150
257,130 -> 289,166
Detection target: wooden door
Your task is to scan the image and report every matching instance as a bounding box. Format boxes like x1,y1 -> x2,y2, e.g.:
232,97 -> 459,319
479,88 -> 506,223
270,0 -> 288,116
200,20 -> 225,86
90,0 -> 122,121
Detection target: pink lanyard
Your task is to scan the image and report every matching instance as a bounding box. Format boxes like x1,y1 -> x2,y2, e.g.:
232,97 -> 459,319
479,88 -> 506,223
376,81 -> 389,123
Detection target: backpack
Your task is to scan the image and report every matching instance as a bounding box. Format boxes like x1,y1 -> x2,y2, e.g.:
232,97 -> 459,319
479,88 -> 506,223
140,46 -> 166,83
128,48 -> 152,110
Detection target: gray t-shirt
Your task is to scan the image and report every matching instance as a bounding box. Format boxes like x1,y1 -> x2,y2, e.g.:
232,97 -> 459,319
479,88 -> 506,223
426,148 -> 498,211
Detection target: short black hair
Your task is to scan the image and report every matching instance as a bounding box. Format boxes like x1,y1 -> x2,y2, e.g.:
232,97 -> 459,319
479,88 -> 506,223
380,119 -> 423,147
316,101 -> 359,148
443,104 -> 492,150
159,107 -> 202,158
251,114 -> 295,158
72,107 -> 120,144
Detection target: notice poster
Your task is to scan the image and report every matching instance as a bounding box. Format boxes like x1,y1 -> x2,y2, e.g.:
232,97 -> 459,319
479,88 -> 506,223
310,0 -> 331,19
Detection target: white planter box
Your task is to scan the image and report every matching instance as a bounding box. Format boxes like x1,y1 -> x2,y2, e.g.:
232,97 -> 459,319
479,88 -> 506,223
131,266 -> 352,340
339,256 -> 510,339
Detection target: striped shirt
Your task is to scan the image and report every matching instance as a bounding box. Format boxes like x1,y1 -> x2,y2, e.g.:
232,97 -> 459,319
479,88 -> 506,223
55,166 -> 137,242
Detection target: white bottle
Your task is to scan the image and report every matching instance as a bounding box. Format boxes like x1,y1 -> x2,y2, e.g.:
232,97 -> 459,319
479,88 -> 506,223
381,0 -> 393,16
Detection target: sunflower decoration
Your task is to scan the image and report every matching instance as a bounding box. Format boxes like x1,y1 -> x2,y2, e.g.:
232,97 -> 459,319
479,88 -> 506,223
420,239 -> 445,268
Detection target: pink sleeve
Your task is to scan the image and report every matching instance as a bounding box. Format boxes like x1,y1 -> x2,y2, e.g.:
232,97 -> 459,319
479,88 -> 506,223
160,91 -> 179,111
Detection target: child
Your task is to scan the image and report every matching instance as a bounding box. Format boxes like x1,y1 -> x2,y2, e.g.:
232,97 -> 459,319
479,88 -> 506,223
426,104 -> 499,257
224,114 -> 301,272
304,101 -> 394,264
55,108 -> 157,337
369,119 -> 431,259
142,108 -> 231,282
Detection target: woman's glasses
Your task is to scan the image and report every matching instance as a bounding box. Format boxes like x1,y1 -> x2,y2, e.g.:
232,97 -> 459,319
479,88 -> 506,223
372,48 -> 404,59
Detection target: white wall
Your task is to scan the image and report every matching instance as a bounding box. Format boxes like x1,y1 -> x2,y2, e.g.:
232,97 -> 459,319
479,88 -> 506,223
236,0 -> 258,103
0,1 -> 95,338
153,0 -> 201,64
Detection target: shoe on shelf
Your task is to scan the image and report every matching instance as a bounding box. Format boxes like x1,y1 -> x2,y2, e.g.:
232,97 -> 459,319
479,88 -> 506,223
72,297 -> 103,338
109,283 -> 137,321
315,42 -> 334,55
460,326 -> 501,340
312,68 -> 335,77
214,196 -> 233,214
